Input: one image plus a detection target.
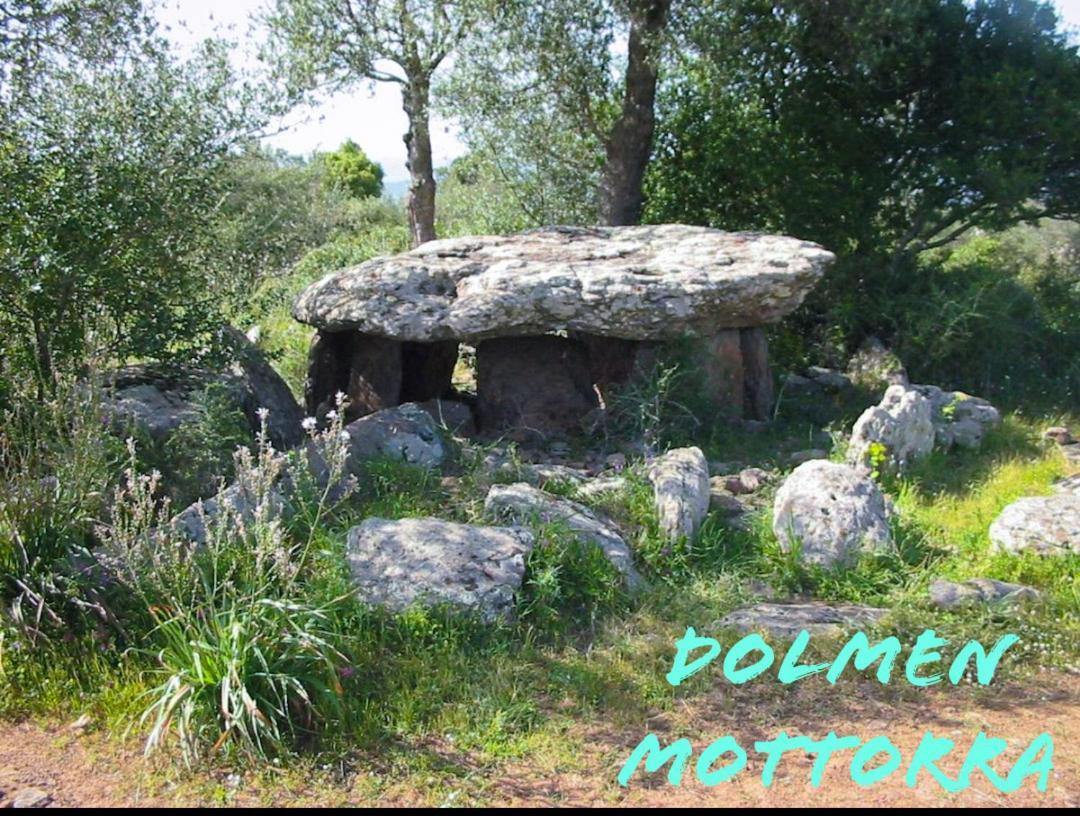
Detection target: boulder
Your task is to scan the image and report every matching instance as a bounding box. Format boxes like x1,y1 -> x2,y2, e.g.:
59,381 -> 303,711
806,366 -> 852,392
773,460 -> 893,568
723,467 -> 771,495
647,447 -> 711,544
787,448 -> 829,467
415,398 -> 476,436
1053,474 -> 1080,496
911,385 -> 1001,450
1043,426 -> 1074,446
847,385 -> 935,473
484,483 -> 642,589
343,403 -> 446,470
169,479 -> 287,548
293,225 -> 835,341
928,578 -> 1039,610
345,518 -> 534,622
718,602 -> 888,639
101,329 -> 304,450
575,476 -> 628,501
989,495 -> 1080,556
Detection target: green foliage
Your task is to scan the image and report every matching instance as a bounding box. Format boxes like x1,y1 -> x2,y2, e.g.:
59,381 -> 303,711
322,139 -> 384,200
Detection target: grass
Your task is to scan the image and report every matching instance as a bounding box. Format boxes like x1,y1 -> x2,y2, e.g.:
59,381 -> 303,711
0,363 -> 1077,802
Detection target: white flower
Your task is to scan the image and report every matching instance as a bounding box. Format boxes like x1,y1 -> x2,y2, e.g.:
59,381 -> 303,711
326,410 -> 338,422
301,417 -> 317,432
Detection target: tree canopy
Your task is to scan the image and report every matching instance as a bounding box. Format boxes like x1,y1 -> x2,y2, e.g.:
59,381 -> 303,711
323,139 -> 384,199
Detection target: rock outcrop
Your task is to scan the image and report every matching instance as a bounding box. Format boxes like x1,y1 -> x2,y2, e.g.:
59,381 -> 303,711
989,495 -> 1080,556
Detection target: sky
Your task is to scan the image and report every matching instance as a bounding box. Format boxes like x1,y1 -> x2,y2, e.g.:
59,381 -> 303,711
156,0 -> 1080,184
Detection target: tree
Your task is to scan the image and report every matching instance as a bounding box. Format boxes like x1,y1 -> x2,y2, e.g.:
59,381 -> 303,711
443,0 -> 674,227
262,0 -> 485,246
323,138 -> 384,199
648,0 -> 1080,263
0,2 -> 265,397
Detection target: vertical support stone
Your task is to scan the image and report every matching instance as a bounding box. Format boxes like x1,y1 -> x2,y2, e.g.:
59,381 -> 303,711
740,327 -> 774,421
400,340 -> 460,403
304,330 -> 403,422
697,330 -> 744,418
344,334 -> 402,419
578,335 -> 638,407
476,336 -> 599,437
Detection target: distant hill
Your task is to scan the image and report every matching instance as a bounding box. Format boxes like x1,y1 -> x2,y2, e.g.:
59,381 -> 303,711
383,179 -> 409,201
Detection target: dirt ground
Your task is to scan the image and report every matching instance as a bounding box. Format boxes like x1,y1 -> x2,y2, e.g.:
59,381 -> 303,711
1,671 -> 1077,808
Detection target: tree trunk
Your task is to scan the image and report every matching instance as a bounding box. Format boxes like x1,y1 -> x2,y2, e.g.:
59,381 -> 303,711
402,75 -> 437,246
597,0 -> 672,227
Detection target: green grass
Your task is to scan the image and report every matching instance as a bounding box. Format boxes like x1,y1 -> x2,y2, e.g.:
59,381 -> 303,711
0,374 -> 1077,800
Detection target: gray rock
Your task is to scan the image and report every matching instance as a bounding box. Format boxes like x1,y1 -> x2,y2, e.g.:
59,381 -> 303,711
293,225 -> 835,341
415,399 -> 475,436
1061,443 -> 1080,468
723,467 -> 771,495
912,385 -> 1001,450
773,460 -> 893,568
484,483 -> 642,589
848,385 -> 935,473
845,336 -> 908,392
1053,474 -> 1080,496
101,329 -> 304,451
345,518 -> 534,623
787,449 -> 829,467
989,494 -> 1080,556
344,403 -> 446,470
169,479 -> 287,547
575,476 -> 628,501
929,578 -> 1040,609
708,483 -> 750,517
806,366 -> 852,391
12,789 -> 52,809
1043,426 -> 1074,446
718,602 -> 888,639
648,447 -> 711,544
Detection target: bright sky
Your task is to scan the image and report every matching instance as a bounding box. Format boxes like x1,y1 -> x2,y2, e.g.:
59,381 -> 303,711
156,0 -> 1080,184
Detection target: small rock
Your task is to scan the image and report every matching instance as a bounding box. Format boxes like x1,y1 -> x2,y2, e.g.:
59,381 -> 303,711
912,385 -> 1001,450
1053,474 -> 1080,496
989,494 -> 1080,556
576,476 -> 627,501
604,453 -> 627,472
929,578 -> 1040,609
773,460 -> 893,568
846,336 -> 908,392
12,789 -> 51,809
806,366 -> 852,391
718,602 -> 888,639
724,467 -> 770,495
708,482 -> 749,517
344,403 -> 447,471
1061,443 -> 1080,468
787,449 -> 829,467
1044,426 -> 1075,446
648,447 -> 711,544
485,483 -> 643,590
69,713 -> 92,732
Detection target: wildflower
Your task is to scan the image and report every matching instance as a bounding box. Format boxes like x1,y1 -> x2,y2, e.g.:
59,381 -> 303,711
302,417 -> 318,432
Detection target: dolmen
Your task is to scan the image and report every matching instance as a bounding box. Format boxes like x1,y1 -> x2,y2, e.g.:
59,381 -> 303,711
293,225 -> 834,435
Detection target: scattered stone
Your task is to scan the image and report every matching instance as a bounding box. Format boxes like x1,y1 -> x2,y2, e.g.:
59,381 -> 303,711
604,453 -> 627,472
344,403 -> 446,470
1053,474 -> 1080,496
846,336 -> 908,392
806,366 -> 852,392
708,481 -> 749,516
484,483 -> 643,589
787,449 -> 829,467
709,461 -> 739,477
718,602 -> 888,639
68,714 -> 93,732
911,385 -> 1001,450
847,384 -> 935,473
773,460 -> 893,568
345,518 -> 534,623
1044,426 -> 1075,446
989,495 -> 1080,557
648,447 -> 711,544
723,467 -> 771,495
1061,443 -> 1080,468
576,476 -> 628,501
928,578 -> 1040,610
169,479 -> 288,548
11,789 -> 52,809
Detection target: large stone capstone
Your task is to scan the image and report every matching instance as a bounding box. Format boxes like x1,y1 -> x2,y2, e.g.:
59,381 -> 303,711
294,225 -> 833,340
294,226 -> 834,432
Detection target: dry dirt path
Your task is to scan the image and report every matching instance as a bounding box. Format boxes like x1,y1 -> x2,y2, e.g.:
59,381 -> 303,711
1,672 -> 1077,808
